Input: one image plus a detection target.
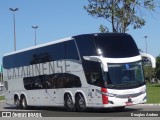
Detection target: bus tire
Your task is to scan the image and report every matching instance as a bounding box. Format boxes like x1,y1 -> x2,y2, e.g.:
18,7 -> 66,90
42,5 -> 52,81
75,94 -> 86,112
21,96 -> 28,110
64,94 -> 75,112
15,97 -> 21,109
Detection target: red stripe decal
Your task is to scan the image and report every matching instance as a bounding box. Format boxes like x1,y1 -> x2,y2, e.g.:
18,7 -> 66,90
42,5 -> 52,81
101,88 -> 108,104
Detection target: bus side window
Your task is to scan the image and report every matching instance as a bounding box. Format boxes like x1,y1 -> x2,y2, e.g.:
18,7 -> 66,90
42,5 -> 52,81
65,40 -> 79,60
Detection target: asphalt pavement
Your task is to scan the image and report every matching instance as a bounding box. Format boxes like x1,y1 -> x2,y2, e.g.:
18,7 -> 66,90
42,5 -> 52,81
0,100 -> 159,119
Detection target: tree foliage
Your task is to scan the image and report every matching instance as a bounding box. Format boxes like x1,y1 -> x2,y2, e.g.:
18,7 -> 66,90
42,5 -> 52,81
155,56 -> 160,80
143,66 -> 155,82
84,0 -> 158,33
143,55 -> 160,83
99,24 -> 109,33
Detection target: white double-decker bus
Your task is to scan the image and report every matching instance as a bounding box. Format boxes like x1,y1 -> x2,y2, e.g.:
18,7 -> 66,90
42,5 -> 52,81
3,33 -> 155,111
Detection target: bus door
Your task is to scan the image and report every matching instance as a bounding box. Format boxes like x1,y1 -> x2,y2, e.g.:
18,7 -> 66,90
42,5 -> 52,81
82,60 -> 104,104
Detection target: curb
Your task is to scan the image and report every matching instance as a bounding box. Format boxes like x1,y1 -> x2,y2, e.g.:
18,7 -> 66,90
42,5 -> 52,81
138,104 -> 160,106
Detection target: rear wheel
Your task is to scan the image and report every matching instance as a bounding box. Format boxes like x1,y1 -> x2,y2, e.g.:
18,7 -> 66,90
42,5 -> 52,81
76,94 -> 86,112
64,94 -> 75,112
21,96 -> 28,110
15,98 -> 21,109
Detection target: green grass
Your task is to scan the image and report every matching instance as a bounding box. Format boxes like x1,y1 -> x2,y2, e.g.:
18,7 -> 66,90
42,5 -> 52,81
146,84 -> 160,104
0,96 -> 5,101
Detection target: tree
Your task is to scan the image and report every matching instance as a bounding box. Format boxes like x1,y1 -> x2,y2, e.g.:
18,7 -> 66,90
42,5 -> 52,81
155,55 -> 160,80
144,55 -> 160,83
99,24 -> 109,33
84,0 -> 158,33
143,66 -> 155,83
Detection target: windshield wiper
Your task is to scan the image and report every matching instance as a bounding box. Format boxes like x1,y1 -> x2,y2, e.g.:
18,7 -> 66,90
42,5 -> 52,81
104,84 -> 115,88
116,82 -> 138,87
136,80 -> 145,86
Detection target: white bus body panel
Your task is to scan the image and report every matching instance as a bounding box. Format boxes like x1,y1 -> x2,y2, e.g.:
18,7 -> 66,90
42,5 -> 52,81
4,56 -> 147,108
3,33 -> 154,109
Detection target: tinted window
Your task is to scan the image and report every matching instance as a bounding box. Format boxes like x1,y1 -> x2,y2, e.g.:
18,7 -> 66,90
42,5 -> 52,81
74,35 -> 112,87
3,40 -> 79,69
30,42 -> 65,64
106,61 -> 145,89
94,35 -> 139,58
52,42 -> 65,61
82,61 -> 103,87
75,35 -> 97,58
23,73 -> 81,90
65,40 -> 79,60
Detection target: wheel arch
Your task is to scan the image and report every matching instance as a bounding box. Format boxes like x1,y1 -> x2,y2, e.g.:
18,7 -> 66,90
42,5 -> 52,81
20,93 -> 28,105
75,90 -> 88,106
64,91 -> 75,103
14,93 -> 20,104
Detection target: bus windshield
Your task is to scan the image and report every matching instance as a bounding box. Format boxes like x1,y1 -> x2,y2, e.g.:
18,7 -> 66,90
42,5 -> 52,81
94,35 -> 139,58
103,61 -> 145,89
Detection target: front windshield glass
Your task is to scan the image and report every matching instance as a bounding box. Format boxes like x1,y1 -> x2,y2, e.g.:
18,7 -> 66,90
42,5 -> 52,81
103,61 -> 145,89
94,35 -> 139,58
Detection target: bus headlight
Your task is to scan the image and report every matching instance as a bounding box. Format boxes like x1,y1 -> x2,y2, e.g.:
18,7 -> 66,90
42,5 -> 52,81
140,88 -> 146,94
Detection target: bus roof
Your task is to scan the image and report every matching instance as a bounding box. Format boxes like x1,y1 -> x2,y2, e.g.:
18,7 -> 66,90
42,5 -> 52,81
4,37 -> 73,57
4,33 -> 129,57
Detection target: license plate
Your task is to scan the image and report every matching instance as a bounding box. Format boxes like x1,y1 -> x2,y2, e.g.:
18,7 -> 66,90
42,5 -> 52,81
126,102 -> 133,106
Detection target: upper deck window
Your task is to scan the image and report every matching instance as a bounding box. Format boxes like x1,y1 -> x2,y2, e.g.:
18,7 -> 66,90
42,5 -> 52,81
3,40 -> 79,69
75,35 -> 97,58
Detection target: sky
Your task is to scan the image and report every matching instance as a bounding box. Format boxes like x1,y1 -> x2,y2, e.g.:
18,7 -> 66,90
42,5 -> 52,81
0,0 -> 160,65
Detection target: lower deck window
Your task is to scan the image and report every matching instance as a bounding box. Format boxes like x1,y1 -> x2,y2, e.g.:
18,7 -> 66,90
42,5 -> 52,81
23,73 -> 81,90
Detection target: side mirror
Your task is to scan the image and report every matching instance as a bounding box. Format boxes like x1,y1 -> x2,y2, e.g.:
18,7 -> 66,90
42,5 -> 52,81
141,53 -> 156,68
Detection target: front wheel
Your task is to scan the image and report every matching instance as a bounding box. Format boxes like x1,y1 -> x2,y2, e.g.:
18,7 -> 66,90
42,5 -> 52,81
76,94 -> 86,112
